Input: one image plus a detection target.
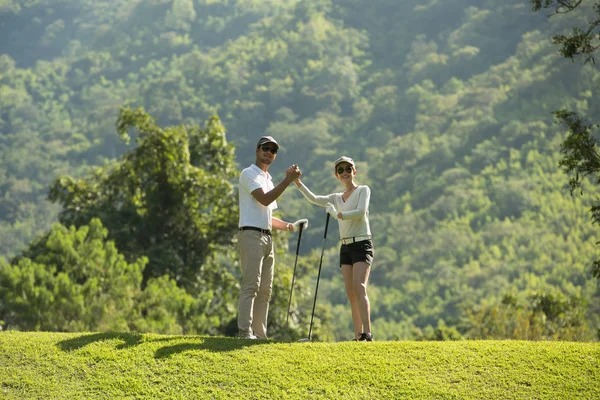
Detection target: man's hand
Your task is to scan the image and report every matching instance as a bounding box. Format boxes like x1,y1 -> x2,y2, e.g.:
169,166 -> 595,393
326,203 -> 338,219
292,219 -> 309,232
286,164 -> 302,182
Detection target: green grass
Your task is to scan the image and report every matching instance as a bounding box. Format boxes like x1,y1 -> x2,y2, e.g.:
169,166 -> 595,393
0,332 -> 598,399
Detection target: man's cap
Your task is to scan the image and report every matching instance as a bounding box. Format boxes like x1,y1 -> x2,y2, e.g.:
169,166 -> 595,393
256,136 -> 279,149
334,156 -> 355,168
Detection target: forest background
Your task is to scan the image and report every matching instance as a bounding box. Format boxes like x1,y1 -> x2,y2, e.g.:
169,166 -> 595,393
1,0 -> 599,342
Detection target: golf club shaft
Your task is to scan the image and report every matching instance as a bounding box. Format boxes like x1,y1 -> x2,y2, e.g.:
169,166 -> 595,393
307,212 -> 330,341
286,223 -> 304,324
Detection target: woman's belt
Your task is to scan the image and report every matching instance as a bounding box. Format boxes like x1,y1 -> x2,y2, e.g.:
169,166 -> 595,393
341,235 -> 371,245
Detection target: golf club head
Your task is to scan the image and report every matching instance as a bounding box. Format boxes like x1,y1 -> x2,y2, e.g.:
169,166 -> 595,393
298,337 -> 311,342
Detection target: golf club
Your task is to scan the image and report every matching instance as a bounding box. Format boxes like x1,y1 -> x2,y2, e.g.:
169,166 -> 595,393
286,222 -> 304,324
299,211 -> 330,342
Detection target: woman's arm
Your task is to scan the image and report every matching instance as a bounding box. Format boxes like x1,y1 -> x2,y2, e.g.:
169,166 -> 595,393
340,186 -> 370,220
294,179 -> 330,207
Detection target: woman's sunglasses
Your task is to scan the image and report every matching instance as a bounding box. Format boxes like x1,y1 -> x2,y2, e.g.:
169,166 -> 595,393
337,166 -> 353,174
260,145 -> 278,154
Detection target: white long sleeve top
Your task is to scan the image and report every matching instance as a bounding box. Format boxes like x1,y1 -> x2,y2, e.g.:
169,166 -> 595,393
297,182 -> 371,240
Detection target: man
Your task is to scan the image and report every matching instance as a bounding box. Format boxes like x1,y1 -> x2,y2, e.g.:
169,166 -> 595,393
237,135 -> 308,339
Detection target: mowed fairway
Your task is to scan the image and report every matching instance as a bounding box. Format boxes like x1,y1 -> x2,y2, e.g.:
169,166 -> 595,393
0,331 -> 598,399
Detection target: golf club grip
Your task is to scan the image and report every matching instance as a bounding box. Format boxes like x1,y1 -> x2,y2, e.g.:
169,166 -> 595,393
296,223 -> 303,253
324,212 -> 330,238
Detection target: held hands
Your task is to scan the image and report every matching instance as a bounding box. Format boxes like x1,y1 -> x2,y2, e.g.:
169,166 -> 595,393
285,164 -> 302,182
326,202 -> 339,219
291,218 -> 309,232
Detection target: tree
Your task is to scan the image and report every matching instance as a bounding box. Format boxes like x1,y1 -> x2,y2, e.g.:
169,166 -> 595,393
47,107 -> 239,291
0,218 -> 196,334
530,0 -> 599,64
463,292 -> 591,340
530,0 -> 600,278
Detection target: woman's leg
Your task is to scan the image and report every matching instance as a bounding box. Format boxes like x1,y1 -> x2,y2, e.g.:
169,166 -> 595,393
352,261 -> 371,335
341,264 -> 362,340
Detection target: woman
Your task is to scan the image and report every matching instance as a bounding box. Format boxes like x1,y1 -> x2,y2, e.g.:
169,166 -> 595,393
295,156 -> 374,341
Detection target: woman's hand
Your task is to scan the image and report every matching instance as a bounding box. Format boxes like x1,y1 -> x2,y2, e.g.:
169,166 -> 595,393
326,202 -> 339,219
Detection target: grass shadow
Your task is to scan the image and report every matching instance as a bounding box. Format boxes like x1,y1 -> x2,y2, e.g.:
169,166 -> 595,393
57,332 -> 144,352
154,337 -> 267,358
57,333 -> 272,356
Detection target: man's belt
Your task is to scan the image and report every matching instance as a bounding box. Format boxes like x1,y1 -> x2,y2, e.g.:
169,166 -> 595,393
239,226 -> 272,235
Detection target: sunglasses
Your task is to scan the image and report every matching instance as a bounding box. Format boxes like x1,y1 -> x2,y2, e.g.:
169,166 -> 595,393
260,145 -> 278,154
337,166 -> 353,174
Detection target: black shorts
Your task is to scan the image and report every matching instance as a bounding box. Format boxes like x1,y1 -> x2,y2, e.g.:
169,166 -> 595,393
339,239 -> 374,267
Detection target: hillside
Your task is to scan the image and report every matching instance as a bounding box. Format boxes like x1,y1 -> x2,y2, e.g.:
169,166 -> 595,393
1,0 -> 599,341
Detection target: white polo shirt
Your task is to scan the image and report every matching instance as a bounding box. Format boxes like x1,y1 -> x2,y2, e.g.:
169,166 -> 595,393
238,164 -> 277,230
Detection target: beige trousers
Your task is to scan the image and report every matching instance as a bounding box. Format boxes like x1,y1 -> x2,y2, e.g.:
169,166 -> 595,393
237,230 -> 274,339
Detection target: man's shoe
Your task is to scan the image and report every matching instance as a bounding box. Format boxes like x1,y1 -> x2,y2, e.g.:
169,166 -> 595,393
238,330 -> 257,339
239,334 -> 257,339
358,333 -> 373,342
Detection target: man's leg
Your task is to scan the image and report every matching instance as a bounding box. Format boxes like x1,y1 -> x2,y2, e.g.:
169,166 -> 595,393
237,231 -> 263,337
252,236 -> 274,339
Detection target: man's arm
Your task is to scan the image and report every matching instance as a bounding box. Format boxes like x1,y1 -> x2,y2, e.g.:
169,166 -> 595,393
272,217 -> 291,231
251,166 -> 300,206
272,217 -> 308,232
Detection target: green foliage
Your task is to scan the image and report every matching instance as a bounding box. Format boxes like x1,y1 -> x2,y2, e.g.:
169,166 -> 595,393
464,292 -> 591,340
0,218 -> 187,332
530,1 -> 600,280
556,113 -> 600,163
0,218 -> 243,335
529,0 -> 599,64
48,107 -> 239,291
413,320 -> 465,341
1,0 -> 600,341
0,104 -> 247,335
